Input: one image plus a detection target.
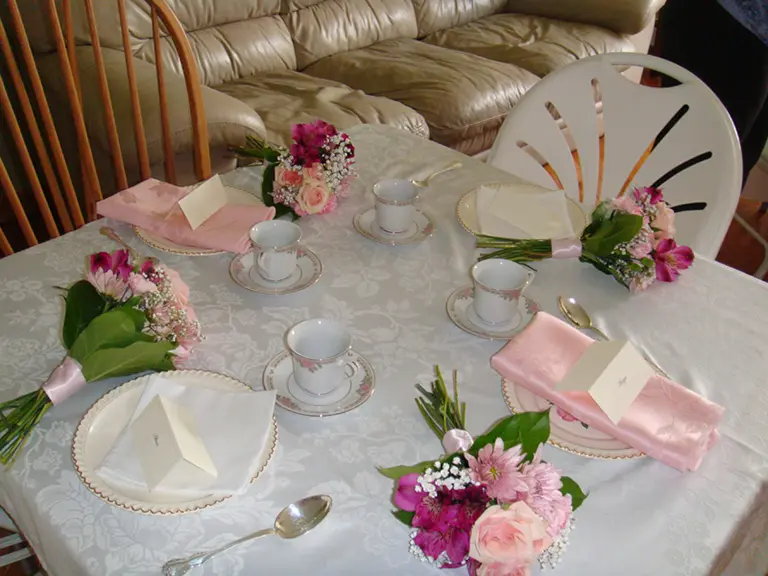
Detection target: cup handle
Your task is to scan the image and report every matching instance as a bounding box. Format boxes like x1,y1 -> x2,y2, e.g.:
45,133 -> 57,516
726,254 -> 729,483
524,269 -> 536,288
344,360 -> 360,379
254,248 -> 269,275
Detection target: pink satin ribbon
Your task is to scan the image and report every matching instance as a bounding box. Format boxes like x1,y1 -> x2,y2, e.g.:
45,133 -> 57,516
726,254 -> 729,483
551,238 -> 582,259
42,357 -> 86,405
491,312 -> 724,472
442,429 -> 474,453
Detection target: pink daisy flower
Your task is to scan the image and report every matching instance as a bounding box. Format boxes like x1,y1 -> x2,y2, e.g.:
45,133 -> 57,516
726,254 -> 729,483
465,438 -> 528,502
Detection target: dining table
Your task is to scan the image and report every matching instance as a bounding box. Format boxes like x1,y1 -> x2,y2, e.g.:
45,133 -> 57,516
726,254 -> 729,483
0,124 -> 766,576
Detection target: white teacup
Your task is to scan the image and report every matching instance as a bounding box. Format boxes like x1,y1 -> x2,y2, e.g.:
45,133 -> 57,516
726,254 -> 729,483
373,179 -> 419,233
285,319 -> 359,395
249,221 -> 301,282
471,259 -> 535,325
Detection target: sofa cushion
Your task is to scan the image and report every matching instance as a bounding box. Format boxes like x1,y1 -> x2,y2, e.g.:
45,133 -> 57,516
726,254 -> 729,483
303,39 -> 537,155
282,0 -> 419,69
411,0 -> 506,37
214,71 -> 429,146
421,13 -> 633,78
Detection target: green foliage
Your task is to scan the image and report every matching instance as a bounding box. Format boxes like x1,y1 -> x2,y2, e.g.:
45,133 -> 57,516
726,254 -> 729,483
61,280 -> 107,349
581,213 -> 643,258
81,340 -> 175,382
414,366 -> 466,442
392,510 -> 415,526
469,410 -> 551,461
560,476 -> 588,510
69,309 -> 151,363
377,460 -> 433,480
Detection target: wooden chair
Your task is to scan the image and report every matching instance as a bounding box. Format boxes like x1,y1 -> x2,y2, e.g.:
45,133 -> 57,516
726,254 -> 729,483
0,0 -> 211,256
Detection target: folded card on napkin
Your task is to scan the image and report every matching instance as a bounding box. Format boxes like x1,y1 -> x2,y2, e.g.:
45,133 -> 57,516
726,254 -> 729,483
557,340 -> 656,425
491,312 -> 725,472
177,175 -> 227,230
97,375 -> 276,498
97,178 -> 276,253
132,395 -> 218,492
476,184 -> 575,239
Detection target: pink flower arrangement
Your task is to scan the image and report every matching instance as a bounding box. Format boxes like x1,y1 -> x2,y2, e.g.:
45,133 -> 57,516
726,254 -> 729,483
477,185 -> 694,292
380,367 -> 586,574
233,120 -> 355,219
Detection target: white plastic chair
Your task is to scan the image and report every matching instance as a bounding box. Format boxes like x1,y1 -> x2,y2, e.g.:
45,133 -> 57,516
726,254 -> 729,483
0,509 -> 41,575
488,53 -> 742,259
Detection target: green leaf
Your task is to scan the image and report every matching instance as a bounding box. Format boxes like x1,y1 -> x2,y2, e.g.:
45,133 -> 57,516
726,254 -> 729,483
62,280 -> 107,350
469,415 -> 520,456
560,476 -> 588,511
583,213 -> 643,257
70,309 -> 152,363
392,510 -> 415,526
81,340 -> 174,382
261,163 -> 276,207
377,460 -> 433,480
516,410 -> 551,460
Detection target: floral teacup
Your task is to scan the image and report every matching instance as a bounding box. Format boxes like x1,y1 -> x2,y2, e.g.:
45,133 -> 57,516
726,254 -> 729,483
373,179 -> 419,233
250,221 -> 301,282
285,319 -> 358,395
471,259 -> 534,325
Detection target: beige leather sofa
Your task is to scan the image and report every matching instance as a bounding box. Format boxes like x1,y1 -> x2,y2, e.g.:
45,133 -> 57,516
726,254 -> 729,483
19,0 -> 662,189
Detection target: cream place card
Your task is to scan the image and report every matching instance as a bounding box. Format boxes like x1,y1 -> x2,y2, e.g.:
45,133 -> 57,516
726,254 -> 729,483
177,174 -> 227,229
132,394 -> 218,492
556,340 -> 656,424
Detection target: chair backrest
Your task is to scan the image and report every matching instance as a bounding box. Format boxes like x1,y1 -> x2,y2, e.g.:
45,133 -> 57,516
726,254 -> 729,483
0,0 -> 210,256
487,52 -> 741,259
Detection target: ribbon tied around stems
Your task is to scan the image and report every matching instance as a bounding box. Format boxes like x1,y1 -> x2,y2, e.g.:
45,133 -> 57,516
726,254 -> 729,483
442,429 -> 474,454
551,238 -> 582,259
42,357 -> 87,405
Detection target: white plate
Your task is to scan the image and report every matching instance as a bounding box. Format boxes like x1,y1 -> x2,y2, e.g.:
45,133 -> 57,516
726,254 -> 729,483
502,379 -> 644,460
456,183 -> 587,237
446,286 -> 540,340
134,186 -> 265,256
353,207 -> 434,246
263,350 -> 375,417
72,370 -> 278,515
229,247 -> 322,295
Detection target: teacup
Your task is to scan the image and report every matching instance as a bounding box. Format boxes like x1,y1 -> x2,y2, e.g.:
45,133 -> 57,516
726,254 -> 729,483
471,259 -> 535,325
285,319 -> 358,395
373,179 -> 419,233
249,221 -> 302,282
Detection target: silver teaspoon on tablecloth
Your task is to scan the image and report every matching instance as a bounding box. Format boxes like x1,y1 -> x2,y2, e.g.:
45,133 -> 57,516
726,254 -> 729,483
557,295 -> 669,378
411,161 -> 462,188
161,494 -> 332,575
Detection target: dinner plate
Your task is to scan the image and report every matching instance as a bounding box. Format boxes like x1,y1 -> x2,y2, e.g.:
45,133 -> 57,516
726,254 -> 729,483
72,370 -> 278,515
134,185 -> 264,256
456,183 -> 588,237
502,379 -> 644,460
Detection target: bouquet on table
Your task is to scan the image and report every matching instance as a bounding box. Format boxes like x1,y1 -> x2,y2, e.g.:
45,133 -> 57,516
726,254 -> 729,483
379,367 -> 586,575
232,119 -> 356,220
476,186 -> 694,292
0,248 -> 202,466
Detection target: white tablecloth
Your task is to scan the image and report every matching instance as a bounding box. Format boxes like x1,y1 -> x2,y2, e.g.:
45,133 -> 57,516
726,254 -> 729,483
0,125 -> 766,576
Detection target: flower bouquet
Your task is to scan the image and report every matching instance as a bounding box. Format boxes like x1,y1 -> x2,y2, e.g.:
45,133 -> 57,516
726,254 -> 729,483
0,247 -> 201,466
476,187 -> 694,292
231,119 -> 355,220
379,367 -> 586,575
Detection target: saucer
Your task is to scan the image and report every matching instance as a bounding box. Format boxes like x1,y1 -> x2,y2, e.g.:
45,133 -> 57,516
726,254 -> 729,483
262,350 -> 375,417
353,207 -> 434,246
446,286 -> 540,340
229,248 -> 322,295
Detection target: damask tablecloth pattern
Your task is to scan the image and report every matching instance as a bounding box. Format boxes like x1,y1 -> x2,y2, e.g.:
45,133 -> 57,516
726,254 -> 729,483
0,125 -> 766,576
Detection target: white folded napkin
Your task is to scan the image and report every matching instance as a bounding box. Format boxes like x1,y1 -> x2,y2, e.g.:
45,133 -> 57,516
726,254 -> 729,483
476,184 -> 576,239
96,375 -> 276,499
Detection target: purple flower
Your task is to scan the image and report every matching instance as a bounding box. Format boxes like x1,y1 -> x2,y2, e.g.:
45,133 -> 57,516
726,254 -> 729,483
451,485 -> 490,531
633,186 -> 664,204
413,493 -> 458,532
394,473 -> 421,512
110,249 -> 132,280
413,526 -> 470,566
89,251 -> 112,274
654,238 -> 694,282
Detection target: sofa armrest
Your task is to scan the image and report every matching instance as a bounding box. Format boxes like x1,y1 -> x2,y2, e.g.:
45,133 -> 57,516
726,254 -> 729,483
504,0 -> 665,35
36,46 -> 266,184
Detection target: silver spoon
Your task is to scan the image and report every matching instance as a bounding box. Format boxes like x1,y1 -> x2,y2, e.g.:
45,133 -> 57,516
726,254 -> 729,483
161,495 -> 332,575
411,161 -> 462,188
557,296 -> 669,378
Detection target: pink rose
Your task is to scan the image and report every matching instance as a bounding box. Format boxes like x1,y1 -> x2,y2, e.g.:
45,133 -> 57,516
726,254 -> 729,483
477,563 -> 531,576
469,503 -> 552,570
276,167 -> 303,189
128,272 -> 157,296
302,163 -> 325,183
296,180 -> 331,215
652,202 -> 676,240
611,195 -> 642,215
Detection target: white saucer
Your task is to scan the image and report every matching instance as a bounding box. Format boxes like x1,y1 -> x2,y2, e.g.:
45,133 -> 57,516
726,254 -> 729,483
229,247 -> 322,295
446,285 -> 540,340
353,207 -> 434,245
262,349 -> 375,417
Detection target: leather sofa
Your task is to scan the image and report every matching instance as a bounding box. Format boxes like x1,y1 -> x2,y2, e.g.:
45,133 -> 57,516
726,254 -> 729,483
18,0 -> 662,190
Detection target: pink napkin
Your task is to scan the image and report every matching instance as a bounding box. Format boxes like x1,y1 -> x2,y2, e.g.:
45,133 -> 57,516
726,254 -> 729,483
491,312 -> 724,471
97,179 -> 276,253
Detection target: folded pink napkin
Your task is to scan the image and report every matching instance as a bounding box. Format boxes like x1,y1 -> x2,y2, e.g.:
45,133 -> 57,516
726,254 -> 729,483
97,179 -> 275,253
491,312 -> 724,471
